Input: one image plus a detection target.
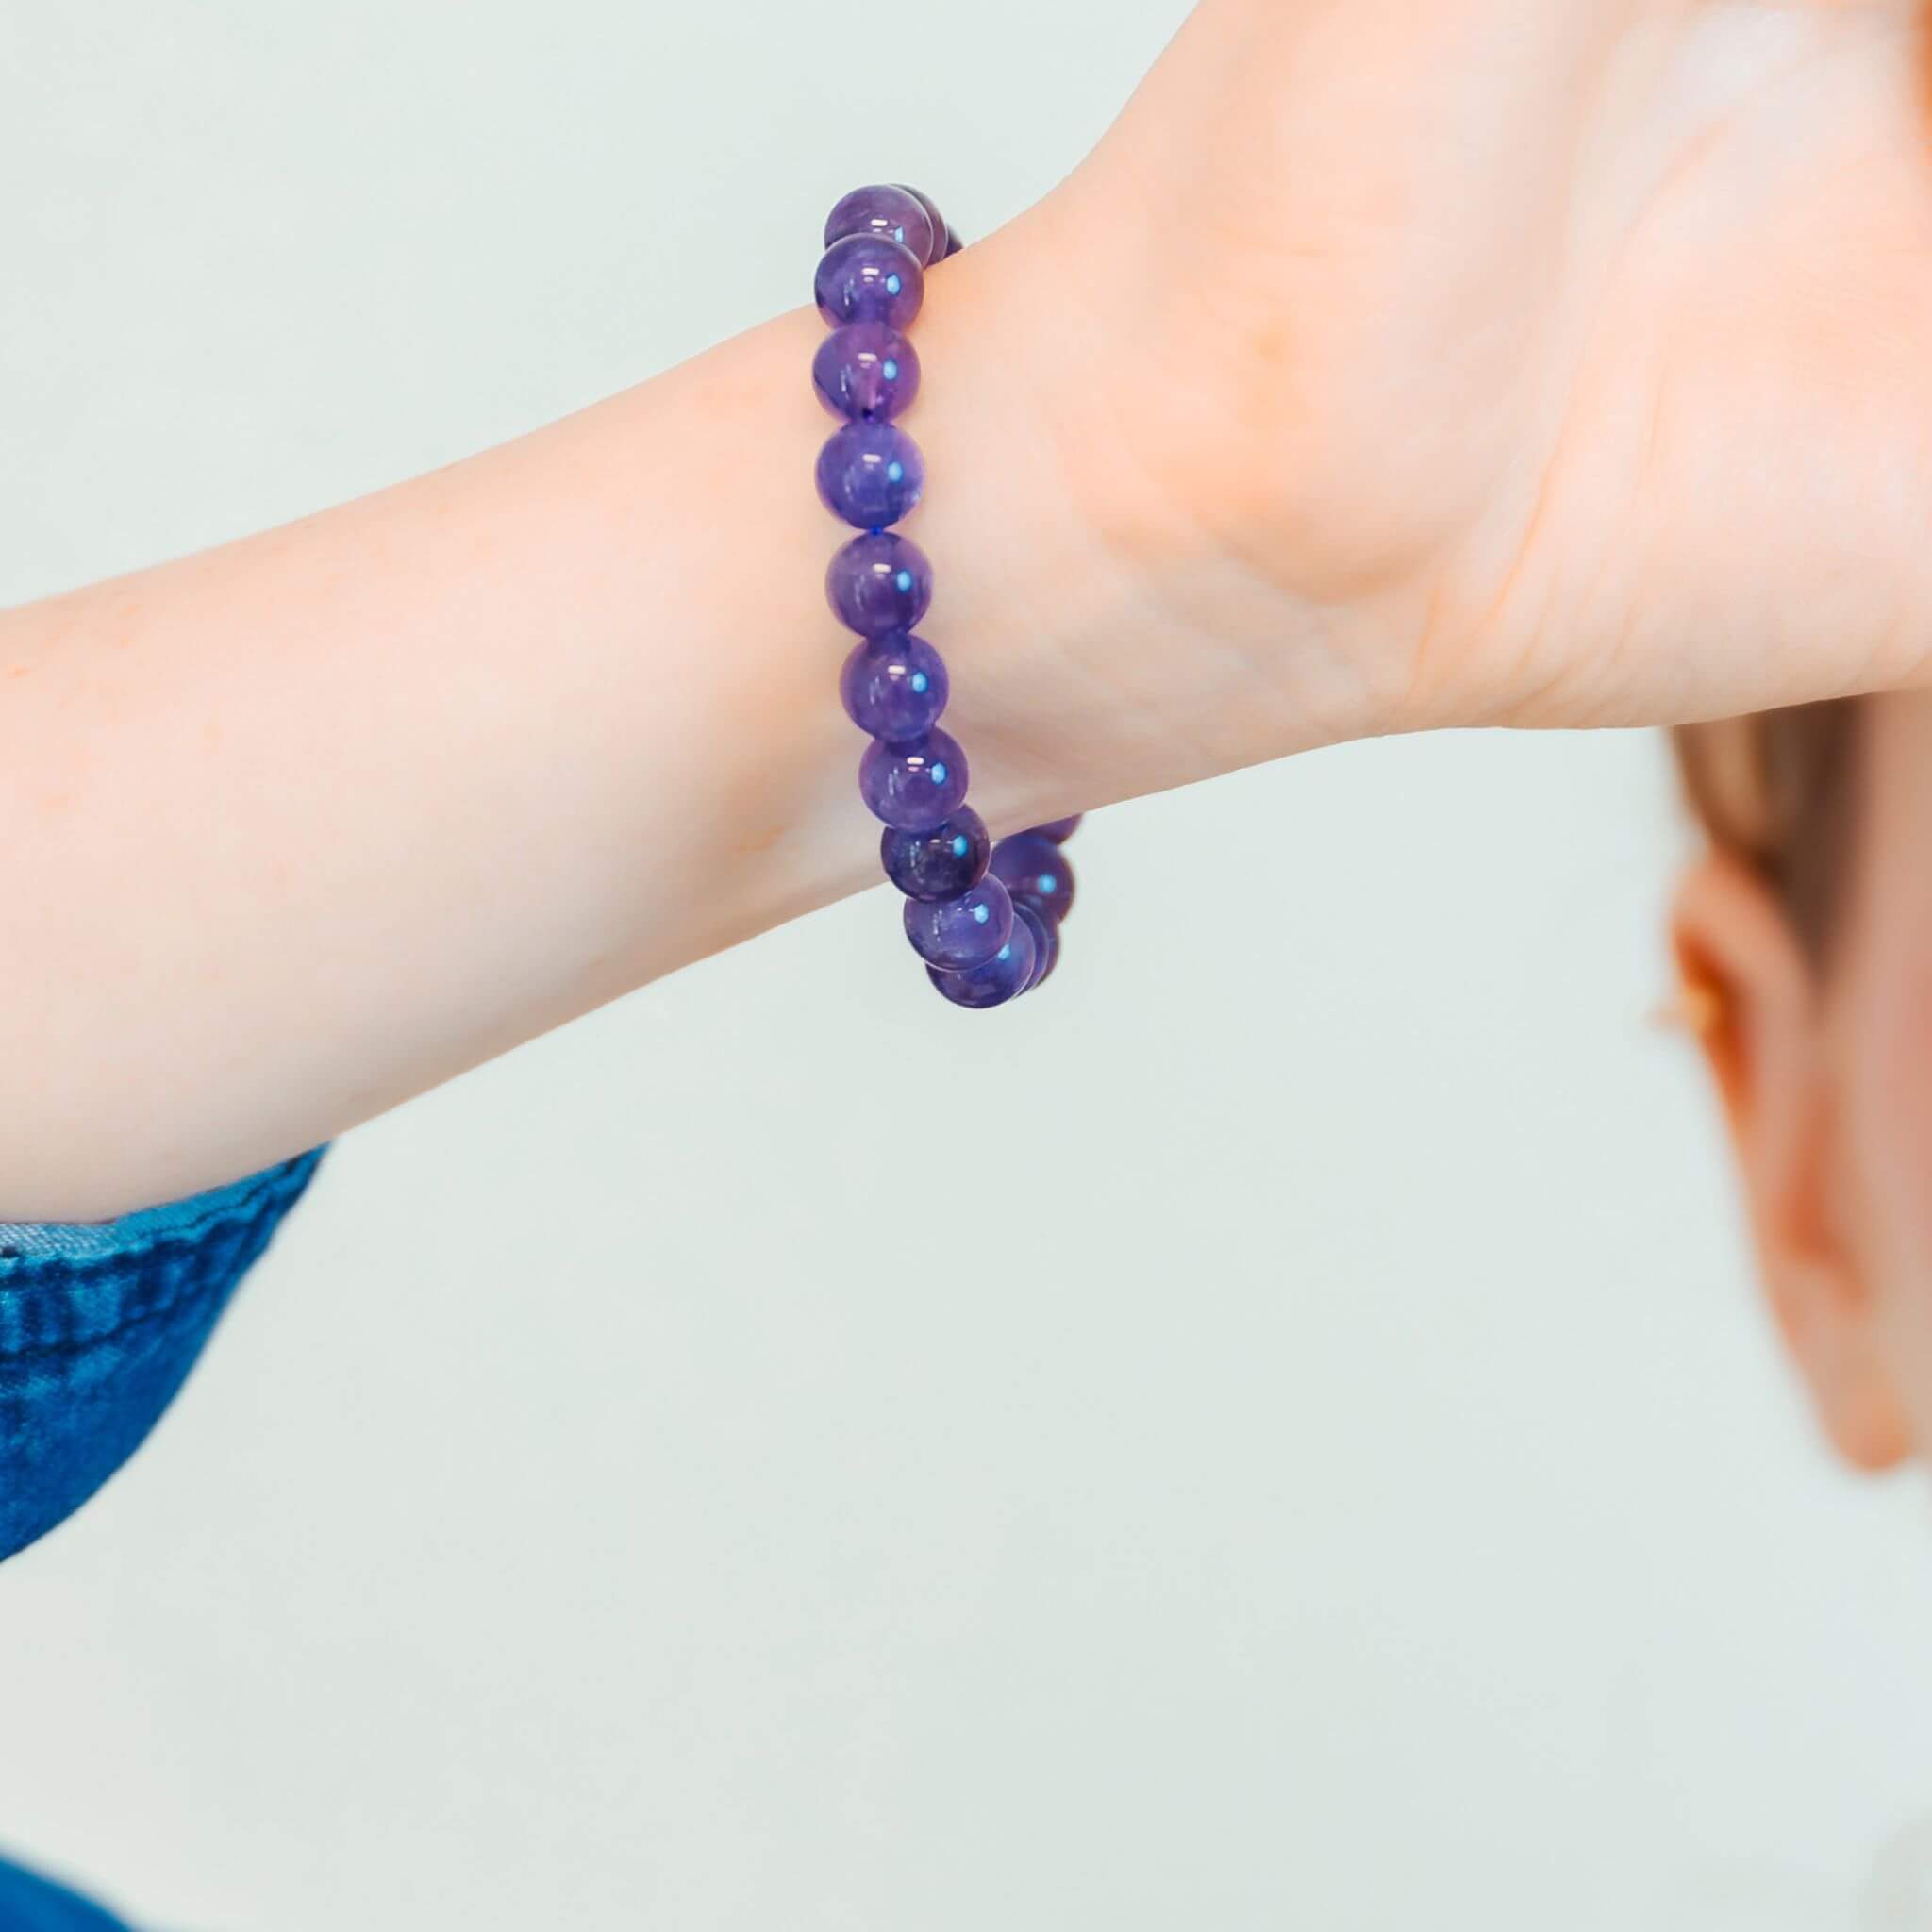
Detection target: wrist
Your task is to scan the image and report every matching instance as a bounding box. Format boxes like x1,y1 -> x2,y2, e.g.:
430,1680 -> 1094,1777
919,191 -> 1411,813
612,182 -> 1405,991
651,208 -> 1180,977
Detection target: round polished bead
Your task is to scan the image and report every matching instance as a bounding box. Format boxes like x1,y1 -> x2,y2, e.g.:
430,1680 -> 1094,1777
990,832 -> 1076,924
904,875 -> 1013,972
824,185 -> 938,267
1013,903 -> 1059,991
841,631 -> 947,742
812,322 -> 920,421
816,420 -> 924,530
1033,815 -> 1083,843
895,184 -> 949,261
927,913 -> 1036,1009
858,728 -> 968,832
826,532 -> 933,636
814,232 -> 924,330
879,807 -> 989,902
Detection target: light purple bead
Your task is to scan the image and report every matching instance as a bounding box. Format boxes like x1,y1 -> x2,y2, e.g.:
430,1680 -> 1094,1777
858,728 -> 968,832
812,322 -> 920,421
817,420 -> 924,531
824,184 -> 938,267
1013,903 -> 1058,991
815,326 -> 918,421
815,233 -> 924,330
841,631 -> 947,742
880,807 -> 989,902
826,532 -> 932,636
894,184 -> 949,261
927,912 -> 1036,1009
990,832 -> 1075,924
1033,815 -> 1082,842
904,875 -> 1013,972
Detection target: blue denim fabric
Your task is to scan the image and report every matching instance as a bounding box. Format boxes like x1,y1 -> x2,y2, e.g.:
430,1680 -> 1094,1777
0,1146 -> 328,1565
0,1853 -> 133,1931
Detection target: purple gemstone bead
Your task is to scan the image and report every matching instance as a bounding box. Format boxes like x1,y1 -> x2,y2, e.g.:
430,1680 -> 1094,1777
841,631 -> 947,742
904,874 -> 1013,972
927,912 -> 1036,1009
824,184 -> 938,267
814,233 -> 924,330
812,322 -> 920,421
1013,902 -> 1059,991
879,807 -> 989,902
826,532 -> 932,637
858,727 -> 968,832
816,420 -> 924,531
1032,815 -> 1083,842
990,832 -> 1076,924
894,184 -> 949,261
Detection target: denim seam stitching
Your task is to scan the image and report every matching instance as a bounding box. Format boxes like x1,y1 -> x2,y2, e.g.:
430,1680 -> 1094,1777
0,1276 -> 250,1367
0,1236 -> 265,1360
0,1157 -> 316,1286
0,1194 -> 305,1358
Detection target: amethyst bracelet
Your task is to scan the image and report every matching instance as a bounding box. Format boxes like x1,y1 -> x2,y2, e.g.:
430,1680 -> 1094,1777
813,183 -> 1080,1009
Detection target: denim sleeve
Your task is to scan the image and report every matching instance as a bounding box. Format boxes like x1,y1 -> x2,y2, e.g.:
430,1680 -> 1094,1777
0,1146 -> 328,1564
0,1849 -> 136,1930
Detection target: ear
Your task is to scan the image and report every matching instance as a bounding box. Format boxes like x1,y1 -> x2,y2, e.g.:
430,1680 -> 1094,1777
1671,853 -> 1911,1473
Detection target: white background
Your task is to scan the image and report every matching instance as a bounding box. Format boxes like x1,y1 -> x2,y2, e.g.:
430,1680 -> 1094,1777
5,4 -> 1932,1928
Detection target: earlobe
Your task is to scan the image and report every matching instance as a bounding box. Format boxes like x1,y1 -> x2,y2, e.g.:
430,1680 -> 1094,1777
1669,853 -> 1912,1474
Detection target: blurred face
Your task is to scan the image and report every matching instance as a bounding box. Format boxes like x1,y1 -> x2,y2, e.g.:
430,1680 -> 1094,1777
1674,691 -> 1932,1472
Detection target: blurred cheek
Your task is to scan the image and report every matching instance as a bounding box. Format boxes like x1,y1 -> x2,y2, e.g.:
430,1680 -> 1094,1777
1882,983 -> 1932,1268
1832,699 -> 1932,1436
1844,922 -> 1932,1409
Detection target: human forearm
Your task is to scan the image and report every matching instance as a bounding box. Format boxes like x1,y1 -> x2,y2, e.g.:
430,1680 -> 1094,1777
0,207 -> 1157,1220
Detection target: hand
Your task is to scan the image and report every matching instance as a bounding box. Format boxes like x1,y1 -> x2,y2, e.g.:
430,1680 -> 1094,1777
978,0 -> 1932,800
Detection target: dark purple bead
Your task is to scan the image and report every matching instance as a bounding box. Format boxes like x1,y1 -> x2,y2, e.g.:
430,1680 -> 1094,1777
824,185 -> 938,267
990,832 -> 1076,924
927,912 -> 1036,1009
816,420 -> 924,531
812,322 -> 920,421
879,808 -> 989,902
841,631 -> 947,742
1032,815 -> 1082,842
858,727 -> 968,832
1013,903 -> 1058,991
942,232 -> 964,259
904,875 -> 1013,972
826,532 -> 932,636
814,233 -> 923,330
894,185 -> 949,261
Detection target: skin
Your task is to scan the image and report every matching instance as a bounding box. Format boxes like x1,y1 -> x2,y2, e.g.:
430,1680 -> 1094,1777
1675,693 -> 1932,1474
9,0 -> 1932,1218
